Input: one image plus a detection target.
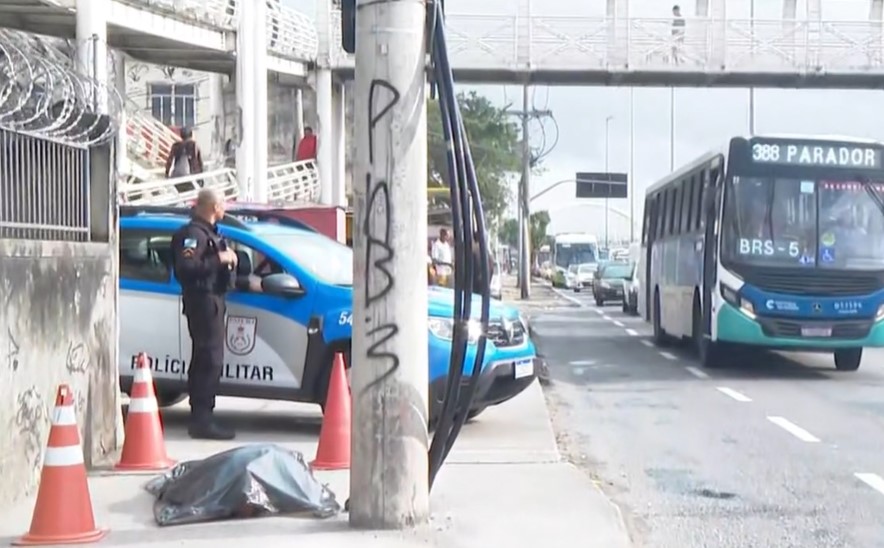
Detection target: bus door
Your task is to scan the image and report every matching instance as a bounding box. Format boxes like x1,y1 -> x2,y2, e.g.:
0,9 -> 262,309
645,195 -> 659,321
702,164 -> 723,335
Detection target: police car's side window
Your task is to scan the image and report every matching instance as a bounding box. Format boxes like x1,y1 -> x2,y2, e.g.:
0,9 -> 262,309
120,231 -> 173,283
229,241 -> 289,291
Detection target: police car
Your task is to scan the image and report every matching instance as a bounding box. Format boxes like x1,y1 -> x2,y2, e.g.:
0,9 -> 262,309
118,205 -> 539,421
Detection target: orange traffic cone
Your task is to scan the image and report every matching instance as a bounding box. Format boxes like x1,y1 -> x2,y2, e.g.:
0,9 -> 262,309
14,385 -> 107,546
311,353 -> 351,470
115,353 -> 175,471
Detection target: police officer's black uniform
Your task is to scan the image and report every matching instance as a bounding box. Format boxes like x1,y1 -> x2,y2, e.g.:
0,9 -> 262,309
171,216 -> 236,440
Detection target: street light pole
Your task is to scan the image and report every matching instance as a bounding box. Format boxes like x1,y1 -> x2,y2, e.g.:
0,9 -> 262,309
749,0 -> 756,135
629,87 -> 635,242
604,115 -> 613,249
669,88 -> 676,171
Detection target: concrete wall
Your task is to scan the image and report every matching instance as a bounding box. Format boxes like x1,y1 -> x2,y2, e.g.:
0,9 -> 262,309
120,57 -> 311,171
0,241 -> 122,508
0,134 -> 122,509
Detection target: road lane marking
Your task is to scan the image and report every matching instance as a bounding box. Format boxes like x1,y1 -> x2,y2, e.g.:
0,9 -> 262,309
550,287 -> 585,307
716,386 -> 752,402
602,315 -> 613,321
855,473 -> 884,496
767,416 -> 820,443
640,340 -> 654,348
569,359 -> 596,366
625,328 -> 639,336
684,366 -> 709,379
613,320 -> 625,327
659,351 -> 678,361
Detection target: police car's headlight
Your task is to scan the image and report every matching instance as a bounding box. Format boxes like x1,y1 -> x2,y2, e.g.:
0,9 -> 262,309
428,317 -> 482,344
875,304 -> 884,322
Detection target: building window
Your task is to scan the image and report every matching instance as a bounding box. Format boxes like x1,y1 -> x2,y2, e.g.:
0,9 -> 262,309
149,83 -> 197,129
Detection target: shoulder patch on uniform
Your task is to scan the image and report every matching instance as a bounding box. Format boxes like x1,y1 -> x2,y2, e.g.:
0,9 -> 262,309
183,238 -> 198,249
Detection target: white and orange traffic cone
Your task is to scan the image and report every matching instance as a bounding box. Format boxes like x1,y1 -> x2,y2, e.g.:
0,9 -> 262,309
14,385 -> 108,546
115,353 -> 175,471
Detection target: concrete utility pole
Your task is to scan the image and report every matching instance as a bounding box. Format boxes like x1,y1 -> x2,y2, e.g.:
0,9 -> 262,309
349,0 -> 430,531
508,85 -> 552,300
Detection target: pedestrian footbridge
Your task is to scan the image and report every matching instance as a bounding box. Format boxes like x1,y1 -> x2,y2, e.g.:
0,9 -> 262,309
1,0 -> 317,79
327,7 -> 884,87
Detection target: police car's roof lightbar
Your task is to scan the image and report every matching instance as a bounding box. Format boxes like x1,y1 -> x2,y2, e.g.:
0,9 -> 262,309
119,205 -> 319,234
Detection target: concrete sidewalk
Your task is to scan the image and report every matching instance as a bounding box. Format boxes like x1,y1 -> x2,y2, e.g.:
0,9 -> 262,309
0,382 -> 630,547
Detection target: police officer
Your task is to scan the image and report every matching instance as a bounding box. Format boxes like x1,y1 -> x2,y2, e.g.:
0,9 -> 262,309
171,188 -> 237,440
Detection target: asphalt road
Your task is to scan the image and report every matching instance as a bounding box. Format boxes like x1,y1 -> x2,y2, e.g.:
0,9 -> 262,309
528,283 -> 884,548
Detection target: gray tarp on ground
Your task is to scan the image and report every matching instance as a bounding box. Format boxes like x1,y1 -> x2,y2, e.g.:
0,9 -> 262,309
145,444 -> 341,526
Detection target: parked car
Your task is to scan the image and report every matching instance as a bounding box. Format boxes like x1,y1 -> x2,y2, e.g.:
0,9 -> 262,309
621,261 -> 639,315
591,261 -> 632,306
490,259 -> 502,299
570,263 -> 597,292
118,205 -> 539,422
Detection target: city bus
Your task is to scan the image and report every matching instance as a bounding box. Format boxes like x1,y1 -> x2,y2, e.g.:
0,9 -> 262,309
640,134 -> 884,371
551,233 -> 601,287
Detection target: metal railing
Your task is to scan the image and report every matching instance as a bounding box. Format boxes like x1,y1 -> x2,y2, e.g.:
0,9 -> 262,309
328,12 -> 884,74
118,168 -> 239,205
124,99 -> 181,169
118,159 -> 320,205
266,159 -> 319,203
0,30 -> 117,242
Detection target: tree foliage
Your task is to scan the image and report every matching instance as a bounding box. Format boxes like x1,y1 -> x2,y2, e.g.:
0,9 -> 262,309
427,91 -> 521,221
529,210 -> 551,253
498,210 -> 551,259
499,218 -> 519,249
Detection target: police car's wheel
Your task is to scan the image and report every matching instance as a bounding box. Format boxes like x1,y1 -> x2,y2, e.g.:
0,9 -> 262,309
156,391 -> 187,408
467,407 -> 487,421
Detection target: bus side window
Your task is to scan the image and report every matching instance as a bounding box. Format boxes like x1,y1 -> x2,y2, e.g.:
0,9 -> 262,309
695,169 -> 707,230
658,191 -> 668,239
680,179 -> 692,234
642,196 -> 652,245
686,175 -> 697,232
668,187 -> 679,236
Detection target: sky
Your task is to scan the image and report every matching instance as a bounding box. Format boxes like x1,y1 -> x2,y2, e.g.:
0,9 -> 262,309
284,0 -> 884,241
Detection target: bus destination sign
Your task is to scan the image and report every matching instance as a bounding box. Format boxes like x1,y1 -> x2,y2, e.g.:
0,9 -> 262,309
750,140 -> 883,169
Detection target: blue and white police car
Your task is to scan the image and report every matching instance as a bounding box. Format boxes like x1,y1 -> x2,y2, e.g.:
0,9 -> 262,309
118,205 -> 538,420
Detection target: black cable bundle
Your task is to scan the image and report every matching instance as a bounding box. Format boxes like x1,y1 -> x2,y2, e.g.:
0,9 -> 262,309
426,0 -> 492,490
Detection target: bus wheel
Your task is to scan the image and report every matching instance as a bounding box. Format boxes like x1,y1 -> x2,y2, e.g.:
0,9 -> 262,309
652,289 -> 670,346
693,295 -> 721,369
834,348 -> 862,372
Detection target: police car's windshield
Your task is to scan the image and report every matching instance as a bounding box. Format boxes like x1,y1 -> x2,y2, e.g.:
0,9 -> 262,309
264,232 -> 353,286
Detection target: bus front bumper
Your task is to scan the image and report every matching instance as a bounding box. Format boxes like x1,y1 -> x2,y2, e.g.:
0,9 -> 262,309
717,302 -> 884,350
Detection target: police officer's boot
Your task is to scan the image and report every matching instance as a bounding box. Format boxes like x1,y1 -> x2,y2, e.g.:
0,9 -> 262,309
188,413 -> 235,441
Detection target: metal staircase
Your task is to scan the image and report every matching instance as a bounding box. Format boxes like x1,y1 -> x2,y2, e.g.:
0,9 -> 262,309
118,159 -> 320,205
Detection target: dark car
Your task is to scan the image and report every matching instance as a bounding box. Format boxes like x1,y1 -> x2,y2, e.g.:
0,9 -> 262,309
592,261 -> 632,306
621,262 -> 639,315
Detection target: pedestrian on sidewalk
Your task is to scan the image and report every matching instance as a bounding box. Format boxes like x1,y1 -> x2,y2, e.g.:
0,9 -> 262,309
171,188 -> 238,441
165,127 -> 204,193
293,126 -> 318,161
432,228 -> 454,288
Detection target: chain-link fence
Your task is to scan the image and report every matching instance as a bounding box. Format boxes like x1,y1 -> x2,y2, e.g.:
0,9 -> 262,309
0,29 -> 118,242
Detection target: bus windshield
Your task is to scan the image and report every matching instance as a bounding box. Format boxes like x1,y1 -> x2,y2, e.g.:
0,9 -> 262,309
555,242 -> 598,268
723,176 -> 884,270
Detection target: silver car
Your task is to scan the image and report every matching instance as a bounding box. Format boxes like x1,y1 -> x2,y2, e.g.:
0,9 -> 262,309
572,263 -> 598,292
